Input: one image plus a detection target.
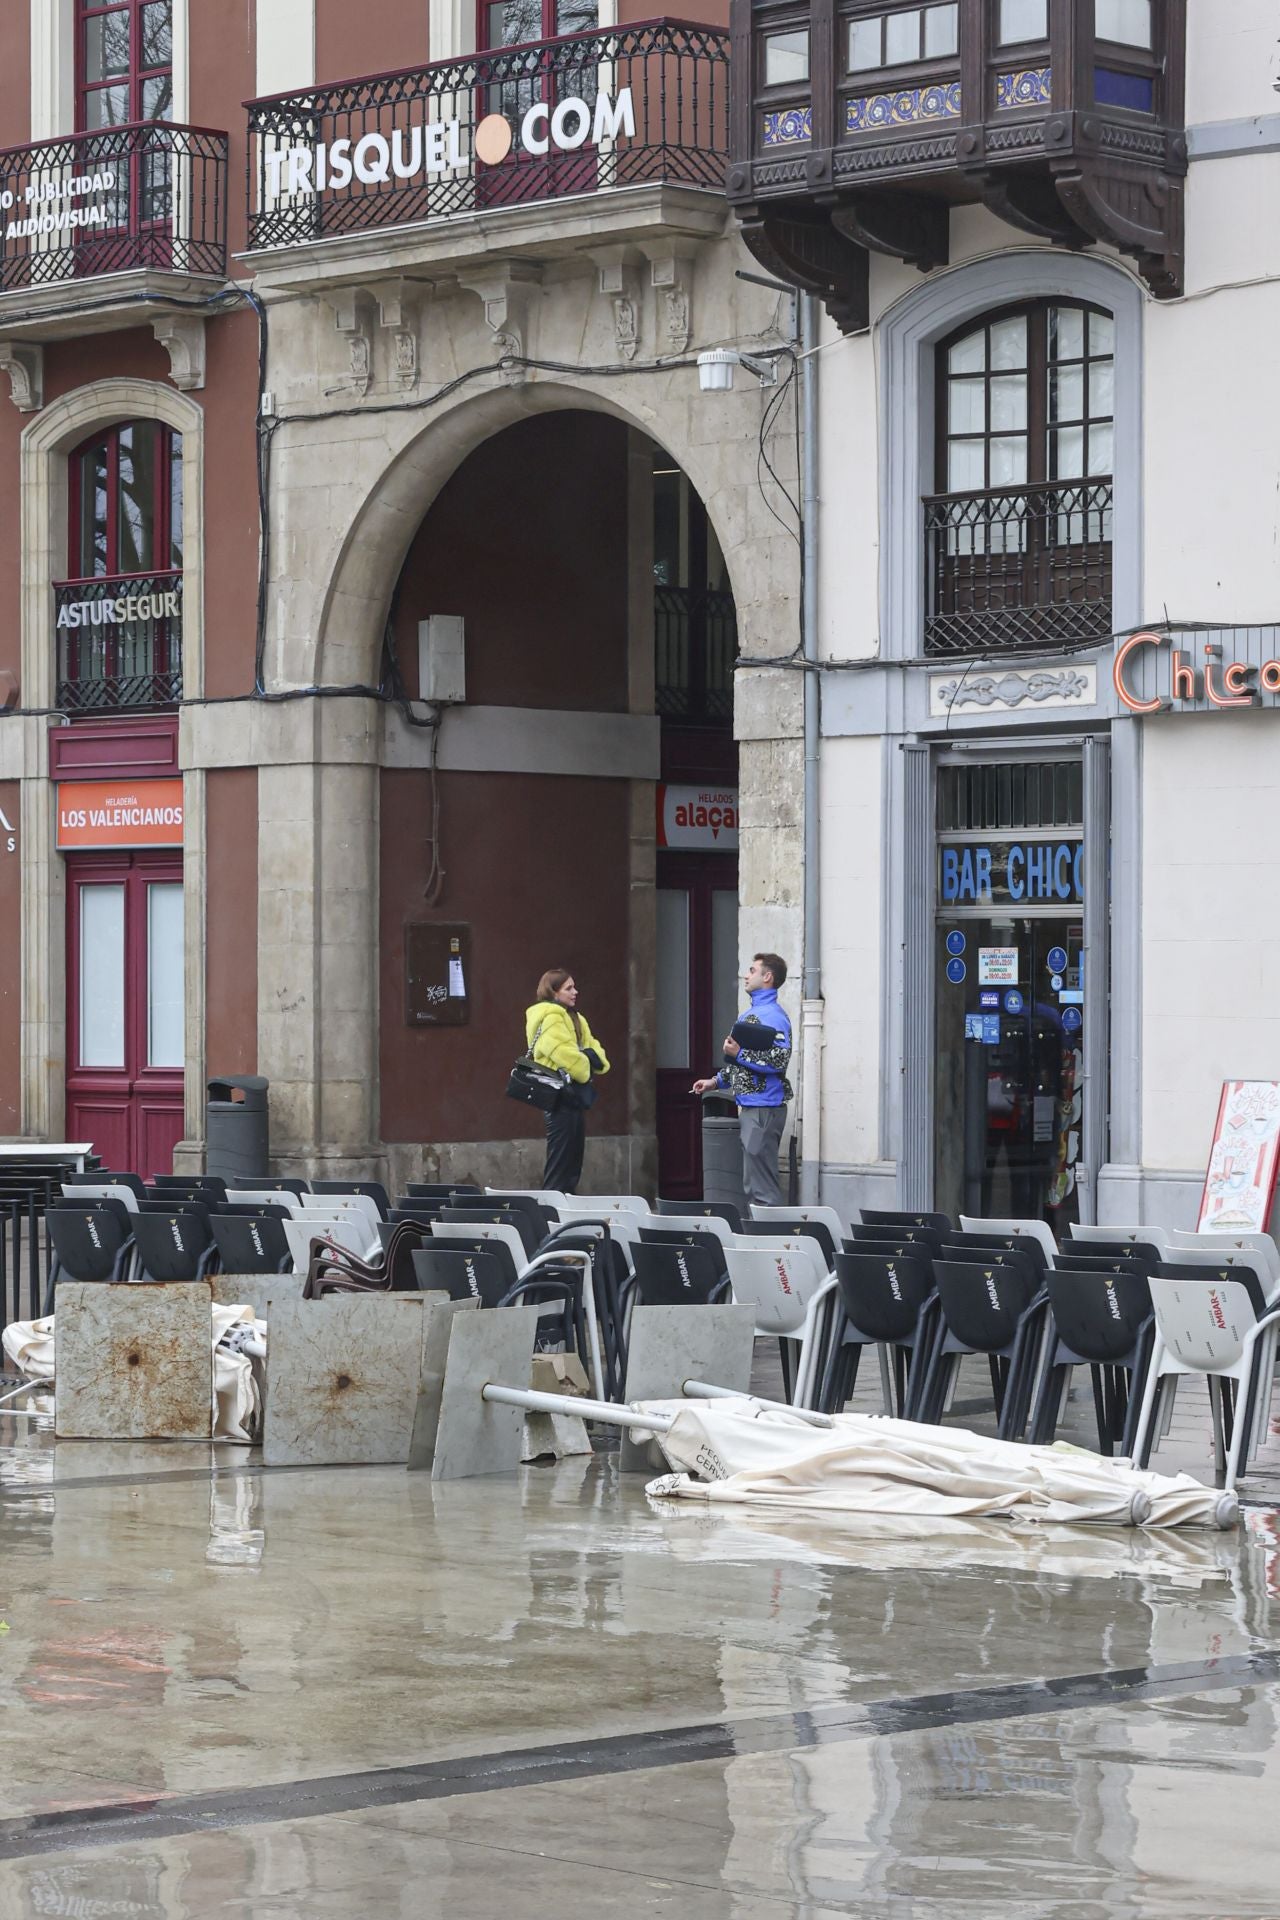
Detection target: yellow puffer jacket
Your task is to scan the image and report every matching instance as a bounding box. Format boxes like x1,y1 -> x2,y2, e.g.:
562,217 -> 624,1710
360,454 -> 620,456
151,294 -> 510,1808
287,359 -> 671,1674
525,1002 -> 610,1086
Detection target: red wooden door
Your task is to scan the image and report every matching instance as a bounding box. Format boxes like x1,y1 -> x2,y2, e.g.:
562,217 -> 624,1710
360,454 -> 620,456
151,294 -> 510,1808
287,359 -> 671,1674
66,851 -> 184,1176
655,851 -> 739,1200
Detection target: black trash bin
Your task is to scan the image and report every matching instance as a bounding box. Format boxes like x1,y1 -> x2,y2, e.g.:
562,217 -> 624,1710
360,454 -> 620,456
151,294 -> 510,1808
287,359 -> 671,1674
206,1076 -> 269,1184
701,1092 -> 747,1212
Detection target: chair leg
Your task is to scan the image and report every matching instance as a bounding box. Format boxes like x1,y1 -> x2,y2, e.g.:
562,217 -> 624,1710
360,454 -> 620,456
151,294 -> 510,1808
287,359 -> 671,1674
815,1310 -> 848,1415
1129,1338 -> 1166,1467
878,1342 -> 894,1416
1089,1364 -> 1108,1453
1029,1360 -> 1064,1447
778,1339 -> 794,1402
1208,1377 -> 1227,1488
1224,1369 -> 1253,1493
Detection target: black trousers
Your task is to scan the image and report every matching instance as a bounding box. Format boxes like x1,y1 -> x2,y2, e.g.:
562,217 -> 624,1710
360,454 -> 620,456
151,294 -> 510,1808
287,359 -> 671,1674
543,1102 -> 586,1194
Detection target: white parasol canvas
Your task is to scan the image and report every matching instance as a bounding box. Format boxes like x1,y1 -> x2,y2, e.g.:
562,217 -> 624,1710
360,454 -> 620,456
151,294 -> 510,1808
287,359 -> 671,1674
637,1400 -> 1236,1529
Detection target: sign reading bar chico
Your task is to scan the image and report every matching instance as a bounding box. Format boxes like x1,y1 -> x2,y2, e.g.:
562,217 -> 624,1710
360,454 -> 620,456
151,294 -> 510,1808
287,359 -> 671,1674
939,840 -> 1084,907
265,89 -> 636,198
57,779 -> 184,852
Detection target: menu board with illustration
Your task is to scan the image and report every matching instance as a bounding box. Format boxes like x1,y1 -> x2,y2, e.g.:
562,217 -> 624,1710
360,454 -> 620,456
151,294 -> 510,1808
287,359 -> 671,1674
1196,1080 -> 1280,1233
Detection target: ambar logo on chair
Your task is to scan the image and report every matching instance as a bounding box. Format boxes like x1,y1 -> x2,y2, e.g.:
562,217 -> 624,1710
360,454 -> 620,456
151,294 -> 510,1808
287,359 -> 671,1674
56,777 -> 184,851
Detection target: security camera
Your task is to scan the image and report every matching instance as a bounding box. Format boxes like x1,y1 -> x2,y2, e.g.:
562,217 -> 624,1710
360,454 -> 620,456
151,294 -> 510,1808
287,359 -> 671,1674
697,347 -> 780,392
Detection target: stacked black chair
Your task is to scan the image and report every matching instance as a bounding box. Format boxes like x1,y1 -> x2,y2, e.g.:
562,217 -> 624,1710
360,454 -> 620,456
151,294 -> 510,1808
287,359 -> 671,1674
655,1199 -> 744,1232
622,1240 -> 731,1311
132,1202 -> 218,1283
311,1179 -> 391,1219
406,1183 -> 483,1200
737,1217 -> 839,1268
817,1249 -> 939,1418
64,1170 -> 147,1202
915,1249 -> 1047,1439
413,1234 -> 578,1351
209,1204 -> 293,1276
1028,1265 -> 1155,1453
45,1198 -> 136,1308
637,1225 -> 731,1286
860,1208 -> 954,1235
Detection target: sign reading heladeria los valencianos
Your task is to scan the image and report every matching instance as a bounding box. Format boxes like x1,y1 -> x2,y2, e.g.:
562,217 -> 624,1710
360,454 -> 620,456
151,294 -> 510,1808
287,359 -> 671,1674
56,778 -> 184,851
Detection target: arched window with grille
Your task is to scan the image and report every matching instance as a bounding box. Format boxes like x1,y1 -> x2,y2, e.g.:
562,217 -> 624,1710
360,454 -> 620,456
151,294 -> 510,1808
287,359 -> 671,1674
56,420 -> 184,711
924,300 -> 1114,656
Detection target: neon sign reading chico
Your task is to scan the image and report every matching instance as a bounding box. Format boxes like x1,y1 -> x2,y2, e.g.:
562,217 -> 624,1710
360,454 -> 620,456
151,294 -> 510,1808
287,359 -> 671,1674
1113,630 -> 1278,714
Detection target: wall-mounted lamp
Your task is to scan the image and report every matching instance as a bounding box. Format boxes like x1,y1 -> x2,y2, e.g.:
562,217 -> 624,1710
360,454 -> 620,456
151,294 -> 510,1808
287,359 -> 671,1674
696,347 -> 780,392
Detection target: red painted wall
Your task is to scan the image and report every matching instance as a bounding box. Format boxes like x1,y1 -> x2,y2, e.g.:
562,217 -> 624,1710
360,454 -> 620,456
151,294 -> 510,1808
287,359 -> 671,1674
379,768 -> 631,1142
205,768 -> 259,1076
0,783 -> 20,1132
190,0 -> 257,257
316,0 -> 428,83
392,412 -> 630,712
0,7 -> 30,146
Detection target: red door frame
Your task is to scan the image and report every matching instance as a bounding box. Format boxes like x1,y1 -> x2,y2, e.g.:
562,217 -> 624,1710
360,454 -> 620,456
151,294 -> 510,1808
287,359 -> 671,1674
75,0 -> 174,130
656,848 -> 738,1201
66,849 -> 184,1177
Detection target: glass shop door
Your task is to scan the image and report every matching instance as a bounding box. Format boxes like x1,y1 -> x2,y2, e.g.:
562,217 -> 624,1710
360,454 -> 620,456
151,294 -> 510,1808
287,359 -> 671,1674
934,914 -> 1085,1234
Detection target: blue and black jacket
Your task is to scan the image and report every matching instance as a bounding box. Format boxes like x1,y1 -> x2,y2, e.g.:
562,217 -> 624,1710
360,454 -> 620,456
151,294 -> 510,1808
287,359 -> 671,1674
716,987 -> 792,1109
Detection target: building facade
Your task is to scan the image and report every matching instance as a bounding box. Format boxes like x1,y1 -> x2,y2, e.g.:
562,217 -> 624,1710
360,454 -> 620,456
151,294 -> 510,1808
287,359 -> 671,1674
727,0 -> 1280,1227
0,0 -> 807,1193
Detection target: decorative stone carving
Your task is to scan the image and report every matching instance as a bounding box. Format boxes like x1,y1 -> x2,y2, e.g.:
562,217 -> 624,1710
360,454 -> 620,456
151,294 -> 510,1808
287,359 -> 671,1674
372,277 -> 424,391
457,265 -> 542,379
930,665 -> 1096,715
0,342 -> 44,412
641,240 -> 700,356
323,287 -> 374,397
152,314 -> 207,392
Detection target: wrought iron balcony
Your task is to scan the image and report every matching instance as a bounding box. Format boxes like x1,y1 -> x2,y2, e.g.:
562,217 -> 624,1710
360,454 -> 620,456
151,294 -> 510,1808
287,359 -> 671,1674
726,0 -> 1186,328
0,122 -> 228,299
55,572 -> 183,714
246,19 -> 729,251
923,479 -> 1112,658
655,584 -> 737,722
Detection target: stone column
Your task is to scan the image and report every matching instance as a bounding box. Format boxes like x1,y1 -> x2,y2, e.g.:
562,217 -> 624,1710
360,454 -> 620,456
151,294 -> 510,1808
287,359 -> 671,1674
626,427 -> 658,1198
256,699 -> 383,1179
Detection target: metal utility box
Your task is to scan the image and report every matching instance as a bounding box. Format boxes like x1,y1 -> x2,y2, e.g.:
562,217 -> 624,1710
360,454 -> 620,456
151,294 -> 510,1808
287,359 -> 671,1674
405,922 -> 471,1027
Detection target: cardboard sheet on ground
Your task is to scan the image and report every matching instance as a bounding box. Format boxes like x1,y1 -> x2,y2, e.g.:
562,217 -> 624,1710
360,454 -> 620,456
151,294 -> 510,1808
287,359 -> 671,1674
637,1401 -> 1234,1529
2,1306 -> 263,1443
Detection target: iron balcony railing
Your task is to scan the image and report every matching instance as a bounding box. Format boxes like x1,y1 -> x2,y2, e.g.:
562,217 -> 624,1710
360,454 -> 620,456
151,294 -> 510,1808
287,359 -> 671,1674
55,571 -> 183,713
655,584 -> 736,723
246,18 -> 729,250
0,122 -> 228,295
924,479 -> 1113,657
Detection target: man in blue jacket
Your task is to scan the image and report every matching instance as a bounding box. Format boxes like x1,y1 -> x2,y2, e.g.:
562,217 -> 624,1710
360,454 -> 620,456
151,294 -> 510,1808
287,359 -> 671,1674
692,952 -> 792,1206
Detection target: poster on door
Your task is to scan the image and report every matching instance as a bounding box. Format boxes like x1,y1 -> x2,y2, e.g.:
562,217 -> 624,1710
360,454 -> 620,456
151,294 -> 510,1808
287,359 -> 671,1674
1196,1079 -> 1280,1233
977,947 -> 1019,986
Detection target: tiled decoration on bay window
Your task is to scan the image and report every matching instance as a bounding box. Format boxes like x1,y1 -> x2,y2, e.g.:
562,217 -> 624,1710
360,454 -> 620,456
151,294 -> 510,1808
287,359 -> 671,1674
995,67 -> 1052,108
845,81 -> 961,131
762,106 -> 813,145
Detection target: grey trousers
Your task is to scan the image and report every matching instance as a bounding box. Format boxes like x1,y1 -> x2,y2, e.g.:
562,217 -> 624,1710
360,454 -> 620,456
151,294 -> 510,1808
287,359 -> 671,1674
739,1104 -> 786,1207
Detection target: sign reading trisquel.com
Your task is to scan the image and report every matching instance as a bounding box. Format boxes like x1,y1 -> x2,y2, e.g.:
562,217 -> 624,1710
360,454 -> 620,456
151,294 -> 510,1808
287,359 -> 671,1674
264,88 -> 636,197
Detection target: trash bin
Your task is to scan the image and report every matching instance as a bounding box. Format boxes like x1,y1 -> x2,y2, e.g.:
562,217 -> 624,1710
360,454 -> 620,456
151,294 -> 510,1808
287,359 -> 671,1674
701,1093 -> 747,1212
206,1075 -> 269,1184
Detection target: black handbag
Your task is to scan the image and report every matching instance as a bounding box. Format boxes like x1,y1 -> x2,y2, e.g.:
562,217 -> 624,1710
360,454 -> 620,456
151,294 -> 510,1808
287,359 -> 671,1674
506,1017 -> 569,1112
506,1056 -> 568,1112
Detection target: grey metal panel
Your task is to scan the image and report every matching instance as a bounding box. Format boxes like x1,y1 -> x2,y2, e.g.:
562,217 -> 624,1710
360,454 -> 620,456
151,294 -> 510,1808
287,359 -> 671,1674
900,743 -> 933,1208
1187,115 -> 1280,160
1079,734 -> 1111,1227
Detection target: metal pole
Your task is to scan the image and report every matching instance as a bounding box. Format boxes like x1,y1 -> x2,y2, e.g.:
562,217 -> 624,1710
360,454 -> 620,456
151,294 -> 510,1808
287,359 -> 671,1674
480,1384 -> 676,1434
799,291 -> 825,1206
682,1379 -> 834,1426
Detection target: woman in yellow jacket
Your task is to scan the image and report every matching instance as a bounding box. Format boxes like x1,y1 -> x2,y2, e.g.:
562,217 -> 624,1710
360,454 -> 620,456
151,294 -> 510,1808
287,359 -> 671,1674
525,968 -> 610,1194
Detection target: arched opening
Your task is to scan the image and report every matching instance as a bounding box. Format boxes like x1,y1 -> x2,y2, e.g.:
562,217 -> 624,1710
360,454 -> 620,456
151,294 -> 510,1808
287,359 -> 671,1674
374,407 -> 738,1195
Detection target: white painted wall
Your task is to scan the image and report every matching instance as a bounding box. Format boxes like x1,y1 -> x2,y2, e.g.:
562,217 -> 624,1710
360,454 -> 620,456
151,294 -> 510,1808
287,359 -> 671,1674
817,736 -> 884,1170
256,0 -> 316,94
1184,0 -> 1280,124
1141,711 -> 1280,1170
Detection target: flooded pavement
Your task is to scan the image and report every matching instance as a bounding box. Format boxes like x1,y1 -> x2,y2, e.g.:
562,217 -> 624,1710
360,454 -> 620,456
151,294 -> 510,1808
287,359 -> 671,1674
1,1389 -> 1279,1916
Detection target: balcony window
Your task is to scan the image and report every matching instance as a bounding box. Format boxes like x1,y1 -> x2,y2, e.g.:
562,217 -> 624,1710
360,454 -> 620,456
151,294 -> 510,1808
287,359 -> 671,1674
926,301 -> 1113,655
848,4 -> 958,72
996,0 -> 1048,45
1096,0 -> 1152,47
78,0 -> 173,129
58,421 -> 183,711
765,29 -> 810,86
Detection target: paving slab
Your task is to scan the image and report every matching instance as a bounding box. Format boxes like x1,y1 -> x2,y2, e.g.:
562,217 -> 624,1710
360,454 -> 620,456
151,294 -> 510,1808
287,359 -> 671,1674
263,1294 -> 428,1467
53,1281 -> 213,1441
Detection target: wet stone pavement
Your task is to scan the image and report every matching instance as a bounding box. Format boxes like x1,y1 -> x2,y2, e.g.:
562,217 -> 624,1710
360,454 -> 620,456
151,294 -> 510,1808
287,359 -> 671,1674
1,1364 -> 1279,1919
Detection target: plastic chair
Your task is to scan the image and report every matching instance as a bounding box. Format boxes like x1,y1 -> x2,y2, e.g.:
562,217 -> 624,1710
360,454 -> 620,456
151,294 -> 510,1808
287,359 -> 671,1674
655,1199 -> 744,1231
1130,1273 -> 1280,1490
738,1216 -> 840,1268
863,1207 -> 954,1234
63,1170 -> 147,1202
750,1204 -> 846,1259
210,1209 -> 293,1275
845,1222 -> 944,1257
959,1214 -> 1058,1267
916,1256 -> 1047,1439
152,1175 -> 228,1199
1169,1229 -> 1280,1285
132,1205 -> 217,1283
408,1182 -> 484,1199
622,1240 -> 731,1310
817,1250 -> 939,1419
411,1243 -> 577,1348
45,1202 -> 136,1307
1028,1266 -> 1155,1453
1066,1222 -> 1173,1255
311,1179 -> 391,1219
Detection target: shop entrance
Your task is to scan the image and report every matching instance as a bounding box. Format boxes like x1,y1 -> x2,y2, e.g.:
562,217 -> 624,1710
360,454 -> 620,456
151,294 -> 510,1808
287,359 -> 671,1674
655,851 -> 739,1198
933,760 -> 1087,1234
65,852 -> 185,1176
